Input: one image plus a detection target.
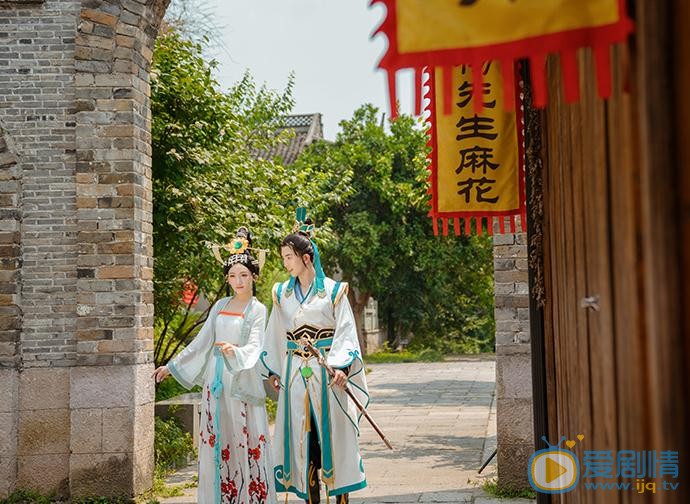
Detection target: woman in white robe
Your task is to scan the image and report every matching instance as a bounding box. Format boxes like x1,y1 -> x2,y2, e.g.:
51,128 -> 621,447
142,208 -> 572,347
153,228 -> 277,504
261,216 -> 369,504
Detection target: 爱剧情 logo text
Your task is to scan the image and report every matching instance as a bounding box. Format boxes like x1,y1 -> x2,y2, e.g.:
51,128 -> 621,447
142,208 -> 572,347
528,435 -> 679,494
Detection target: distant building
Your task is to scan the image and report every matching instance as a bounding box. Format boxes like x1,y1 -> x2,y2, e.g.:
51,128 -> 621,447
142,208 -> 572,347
256,113 -> 325,165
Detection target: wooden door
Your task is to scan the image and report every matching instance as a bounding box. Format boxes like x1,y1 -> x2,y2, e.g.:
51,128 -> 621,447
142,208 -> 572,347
537,2 -> 690,503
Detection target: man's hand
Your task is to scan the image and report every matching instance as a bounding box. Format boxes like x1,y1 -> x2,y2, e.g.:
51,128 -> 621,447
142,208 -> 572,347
331,369 -> 348,390
152,365 -> 170,383
270,375 -> 281,393
214,342 -> 236,356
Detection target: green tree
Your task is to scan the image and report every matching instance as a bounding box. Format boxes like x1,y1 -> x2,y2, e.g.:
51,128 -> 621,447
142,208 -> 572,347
151,30 -> 316,366
295,105 -> 495,352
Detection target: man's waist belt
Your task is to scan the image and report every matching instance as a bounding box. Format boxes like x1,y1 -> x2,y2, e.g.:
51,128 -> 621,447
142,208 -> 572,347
286,325 -> 334,342
286,325 -> 334,358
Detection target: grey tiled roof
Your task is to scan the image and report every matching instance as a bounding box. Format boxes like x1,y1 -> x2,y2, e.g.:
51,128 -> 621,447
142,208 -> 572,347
255,113 -> 324,165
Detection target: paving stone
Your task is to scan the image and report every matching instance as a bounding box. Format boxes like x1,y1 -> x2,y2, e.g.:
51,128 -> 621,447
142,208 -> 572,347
160,361 -> 534,504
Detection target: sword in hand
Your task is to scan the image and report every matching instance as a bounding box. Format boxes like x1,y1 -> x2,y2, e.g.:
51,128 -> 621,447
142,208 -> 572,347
299,338 -> 394,450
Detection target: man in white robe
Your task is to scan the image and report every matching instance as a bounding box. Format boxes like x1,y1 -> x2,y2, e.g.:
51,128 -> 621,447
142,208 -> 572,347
261,213 -> 369,504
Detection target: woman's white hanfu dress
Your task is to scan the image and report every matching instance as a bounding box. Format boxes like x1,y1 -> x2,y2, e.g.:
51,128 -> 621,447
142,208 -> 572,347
167,297 -> 277,504
260,277 -> 369,499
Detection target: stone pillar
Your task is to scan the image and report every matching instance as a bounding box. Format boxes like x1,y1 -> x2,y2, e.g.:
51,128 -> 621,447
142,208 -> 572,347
0,1 -> 80,493
0,0 -> 169,498
493,223 -> 534,489
70,0 -> 163,496
0,127 -> 20,496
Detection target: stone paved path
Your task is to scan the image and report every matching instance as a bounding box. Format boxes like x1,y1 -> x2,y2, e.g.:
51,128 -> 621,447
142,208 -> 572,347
160,358 -> 534,503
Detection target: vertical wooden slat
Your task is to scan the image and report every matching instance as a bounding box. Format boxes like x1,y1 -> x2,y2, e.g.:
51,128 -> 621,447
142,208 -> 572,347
633,4 -> 688,502
675,0 -> 690,493
539,104 -> 560,464
578,47 -> 621,504
606,44 -> 653,504
565,60 -> 595,504
543,56 -> 575,503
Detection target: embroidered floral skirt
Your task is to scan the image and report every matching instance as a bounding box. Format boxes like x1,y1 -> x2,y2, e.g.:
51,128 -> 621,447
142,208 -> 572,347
197,382 -> 276,504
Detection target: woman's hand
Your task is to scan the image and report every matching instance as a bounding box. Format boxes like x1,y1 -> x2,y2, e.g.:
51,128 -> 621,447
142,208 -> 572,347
270,375 -> 281,393
331,369 -> 348,390
152,365 -> 170,383
214,342 -> 236,356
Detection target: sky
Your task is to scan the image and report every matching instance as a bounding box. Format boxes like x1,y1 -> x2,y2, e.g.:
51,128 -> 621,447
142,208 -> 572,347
198,0 -> 416,140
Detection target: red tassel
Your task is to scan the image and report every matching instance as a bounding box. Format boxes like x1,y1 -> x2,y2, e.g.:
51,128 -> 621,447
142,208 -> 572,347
442,218 -> 449,236
443,66 -> 453,115
454,218 -> 461,236
529,54 -> 548,108
472,61 -> 484,114
594,45 -> 612,99
387,70 -> 398,119
521,211 -> 527,232
414,67 -> 423,116
487,217 -> 494,236
510,215 -> 516,233
432,217 -> 439,236
464,217 -> 471,235
560,49 -> 580,103
499,216 -> 506,234
476,217 -> 483,236
501,59 -> 516,112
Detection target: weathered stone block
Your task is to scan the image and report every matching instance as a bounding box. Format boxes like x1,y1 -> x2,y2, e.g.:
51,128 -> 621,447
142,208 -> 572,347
497,354 -> 533,399
497,442 -> 534,490
132,444 -> 153,495
494,294 -> 530,308
70,408 -> 102,454
80,9 -> 118,27
494,270 -> 528,283
18,408 -> 70,455
19,367 -> 70,411
493,233 -> 516,246
0,412 -> 16,458
494,307 -> 517,321
133,403 -> 154,453
497,398 -> 534,445
70,365 -> 135,409
17,453 -> 70,497
0,456 -> 16,498
69,453 -> 132,498
102,407 -> 133,453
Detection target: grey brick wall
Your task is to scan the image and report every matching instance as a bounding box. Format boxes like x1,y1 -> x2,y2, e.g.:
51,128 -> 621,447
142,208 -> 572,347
0,127 -> 21,368
493,221 -> 534,490
0,0 -> 169,497
0,126 -> 20,497
0,0 -> 80,369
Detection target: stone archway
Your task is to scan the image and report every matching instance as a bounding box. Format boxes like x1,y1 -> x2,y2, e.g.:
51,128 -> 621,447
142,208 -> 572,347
0,1 -> 539,499
0,0 -> 170,497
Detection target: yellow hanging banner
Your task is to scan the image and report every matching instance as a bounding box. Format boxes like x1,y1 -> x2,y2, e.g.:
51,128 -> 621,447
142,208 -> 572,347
427,62 -> 525,236
372,0 -> 633,113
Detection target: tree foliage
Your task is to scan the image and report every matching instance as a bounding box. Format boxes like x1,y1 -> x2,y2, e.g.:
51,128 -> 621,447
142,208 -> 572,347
151,30 -> 315,365
295,105 -> 495,352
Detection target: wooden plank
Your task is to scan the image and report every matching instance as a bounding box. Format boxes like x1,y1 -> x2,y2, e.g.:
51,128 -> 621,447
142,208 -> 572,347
675,0 -> 690,491
632,6 -> 687,504
546,55 -> 572,466
606,44 -> 653,504
565,52 -> 594,504
578,47 -> 620,504
539,104 -> 561,474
